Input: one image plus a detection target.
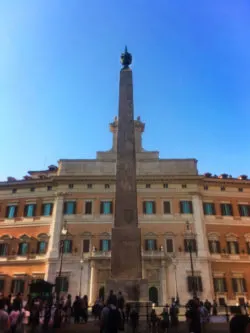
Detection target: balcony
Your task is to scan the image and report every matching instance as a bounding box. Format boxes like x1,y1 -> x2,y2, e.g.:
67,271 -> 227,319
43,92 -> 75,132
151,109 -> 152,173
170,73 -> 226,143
90,250 -> 111,259
142,249 -> 165,258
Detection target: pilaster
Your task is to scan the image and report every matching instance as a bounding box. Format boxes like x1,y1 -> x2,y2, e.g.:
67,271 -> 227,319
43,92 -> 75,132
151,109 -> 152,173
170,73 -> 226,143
47,192 -> 65,259
192,195 -> 208,257
89,261 -> 97,305
160,260 -> 167,305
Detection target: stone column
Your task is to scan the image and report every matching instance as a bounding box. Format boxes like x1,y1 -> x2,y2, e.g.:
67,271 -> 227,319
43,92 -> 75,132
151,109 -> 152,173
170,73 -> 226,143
82,261 -> 90,296
192,195 -> 208,257
47,193 -> 65,259
167,263 -> 176,303
160,260 -> 167,305
89,261 -> 97,305
142,257 -> 146,279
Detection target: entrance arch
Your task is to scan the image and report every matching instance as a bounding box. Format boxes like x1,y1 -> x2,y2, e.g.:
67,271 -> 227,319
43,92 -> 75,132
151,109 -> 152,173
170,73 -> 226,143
149,286 -> 158,305
99,286 -> 105,300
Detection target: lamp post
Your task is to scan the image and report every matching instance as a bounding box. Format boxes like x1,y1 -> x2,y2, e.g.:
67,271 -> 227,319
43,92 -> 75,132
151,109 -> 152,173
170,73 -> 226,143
79,258 -> 84,296
174,263 -> 179,304
56,224 -> 68,299
186,220 -> 196,299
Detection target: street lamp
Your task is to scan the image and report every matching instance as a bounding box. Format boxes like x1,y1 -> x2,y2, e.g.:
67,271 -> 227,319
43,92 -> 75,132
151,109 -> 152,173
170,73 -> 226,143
186,221 -> 196,299
56,224 -> 68,298
79,258 -> 84,296
173,263 -> 179,304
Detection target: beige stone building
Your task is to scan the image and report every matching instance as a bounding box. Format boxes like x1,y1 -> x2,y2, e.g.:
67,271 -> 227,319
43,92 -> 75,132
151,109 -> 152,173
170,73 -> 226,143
2,116 -> 249,306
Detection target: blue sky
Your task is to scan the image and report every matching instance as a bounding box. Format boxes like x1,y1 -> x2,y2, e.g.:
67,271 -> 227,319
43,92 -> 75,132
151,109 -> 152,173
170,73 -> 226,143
0,0 -> 249,180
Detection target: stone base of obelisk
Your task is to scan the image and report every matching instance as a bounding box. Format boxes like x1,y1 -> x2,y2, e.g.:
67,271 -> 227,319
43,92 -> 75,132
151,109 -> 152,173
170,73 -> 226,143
106,278 -> 151,319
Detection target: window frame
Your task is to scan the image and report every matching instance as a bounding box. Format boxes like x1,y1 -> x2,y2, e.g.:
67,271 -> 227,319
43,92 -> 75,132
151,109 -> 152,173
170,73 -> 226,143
6,205 -> 17,219
64,201 -> 76,215
180,201 -> 193,214
143,201 -> 156,215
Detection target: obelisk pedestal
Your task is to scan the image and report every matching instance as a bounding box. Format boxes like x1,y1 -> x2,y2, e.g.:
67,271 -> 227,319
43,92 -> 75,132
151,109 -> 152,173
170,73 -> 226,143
106,48 -> 148,307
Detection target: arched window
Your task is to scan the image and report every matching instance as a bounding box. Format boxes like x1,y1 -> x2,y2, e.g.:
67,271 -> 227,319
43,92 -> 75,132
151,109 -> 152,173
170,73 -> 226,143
144,233 -> 157,251
149,286 -> 158,305
208,233 -> 221,254
18,235 -> 30,256
37,233 -> 49,254
226,233 -> 239,254
99,286 -> 105,300
100,233 -> 111,252
244,234 -> 250,254
0,235 -> 11,257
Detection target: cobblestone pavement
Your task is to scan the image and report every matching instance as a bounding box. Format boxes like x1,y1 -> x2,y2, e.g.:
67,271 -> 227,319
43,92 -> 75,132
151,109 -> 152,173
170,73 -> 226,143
59,321 -> 229,333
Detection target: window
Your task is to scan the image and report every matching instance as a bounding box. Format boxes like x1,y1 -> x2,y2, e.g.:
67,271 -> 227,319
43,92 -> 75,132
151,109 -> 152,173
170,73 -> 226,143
0,244 -> 8,256
166,239 -> 173,253
203,203 -> 215,215
221,186 -> 225,191
30,188 -> 35,192
100,201 -> 113,214
64,202 -> 76,215
24,204 -> 36,217
85,201 -> 92,214
100,239 -> 111,251
187,276 -> 203,292
213,278 -> 227,292
11,280 -> 24,294
182,184 -> 187,189
146,184 -> 151,188
184,239 -> 197,253
180,201 -> 193,214
145,239 -> 157,251
68,184 -> 74,189
163,184 -> 168,189
83,239 -> 90,253
105,184 -> 110,189
232,278 -> 247,293
6,205 -> 17,218
37,241 -> 47,254
247,242 -> 250,255
208,240 -> 221,254
62,240 -> 72,254
227,241 -> 239,254
18,243 -> 29,255
220,204 -> 233,216
12,189 -> 17,194
163,201 -> 171,214
55,277 -> 69,293
47,186 -> 52,191
87,184 -> 92,189
143,201 -> 156,214
238,188 -> 243,192
204,185 -> 208,190
0,280 -> 4,292
218,297 -> 226,306
42,203 -> 53,216
239,205 -> 250,217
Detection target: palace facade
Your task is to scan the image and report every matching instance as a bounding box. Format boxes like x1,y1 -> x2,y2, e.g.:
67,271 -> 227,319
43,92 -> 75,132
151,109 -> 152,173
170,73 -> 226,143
0,117 -> 249,306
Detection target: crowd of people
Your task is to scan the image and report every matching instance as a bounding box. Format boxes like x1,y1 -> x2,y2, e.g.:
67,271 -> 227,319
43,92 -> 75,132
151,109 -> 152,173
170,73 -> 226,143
0,292 -> 89,332
1,291 -> 250,333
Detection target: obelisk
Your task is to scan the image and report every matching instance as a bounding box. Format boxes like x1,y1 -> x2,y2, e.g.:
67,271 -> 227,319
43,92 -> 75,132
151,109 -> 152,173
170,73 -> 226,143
107,47 -> 148,302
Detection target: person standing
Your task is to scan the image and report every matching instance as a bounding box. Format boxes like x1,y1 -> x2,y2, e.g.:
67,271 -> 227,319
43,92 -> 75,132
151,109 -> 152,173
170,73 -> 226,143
0,300 -> 9,333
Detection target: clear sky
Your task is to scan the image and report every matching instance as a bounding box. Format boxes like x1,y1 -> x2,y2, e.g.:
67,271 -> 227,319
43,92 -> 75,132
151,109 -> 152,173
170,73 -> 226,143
0,0 -> 249,180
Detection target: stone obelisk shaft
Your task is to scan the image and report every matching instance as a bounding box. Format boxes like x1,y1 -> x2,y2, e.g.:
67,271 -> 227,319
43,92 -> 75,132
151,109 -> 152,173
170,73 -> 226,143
111,67 -> 142,281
